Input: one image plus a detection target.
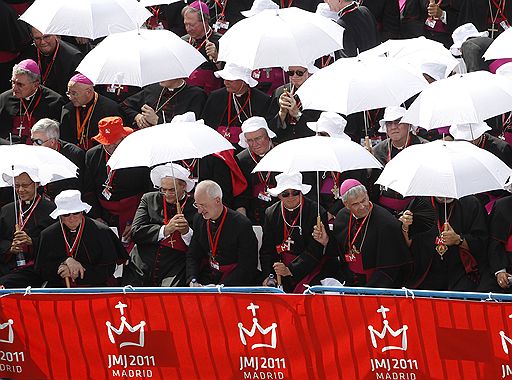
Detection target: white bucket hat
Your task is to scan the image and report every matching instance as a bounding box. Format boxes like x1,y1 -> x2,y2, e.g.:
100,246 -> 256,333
450,23 -> 488,56
307,112 -> 350,139
316,3 -> 339,21
449,122 -> 491,141
241,0 -> 278,17
150,163 -> 196,192
238,116 -> 276,148
378,106 -> 413,133
50,190 -> 91,219
214,63 -> 258,87
268,172 -> 312,197
2,166 -> 42,186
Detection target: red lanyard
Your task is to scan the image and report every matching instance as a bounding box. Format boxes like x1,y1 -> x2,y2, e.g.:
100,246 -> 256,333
281,0 -> 293,7
20,90 -> 42,126
189,28 -> 213,51
181,159 -> 198,176
341,2 -> 358,17
321,55 -> 332,68
477,134 -> 487,149
346,202 -> 372,250
330,172 -> 341,188
60,215 -> 85,257
491,0 -> 508,20
281,198 -> 303,242
37,40 -> 60,85
207,206 -> 227,258
18,195 -> 41,230
249,150 -> 271,187
163,195 -> 189,224
213,0 -> 227,16
431,197 -> 454,232
227,92 -> 251,127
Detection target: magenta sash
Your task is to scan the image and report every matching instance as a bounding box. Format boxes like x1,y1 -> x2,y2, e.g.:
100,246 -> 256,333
216,125 -> 242,144
187,69 -> 222,94
219,263 -> 238,282
282,252 -> 324,294
506,235 -> 512,252
379,195 -> 412,212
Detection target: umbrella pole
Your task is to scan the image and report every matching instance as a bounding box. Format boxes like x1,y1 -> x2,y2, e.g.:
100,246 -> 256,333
198,5 -> 209,42
8,134 -> 19,226
65,277 -> 71,288
169,163 -> 182,214
363,111 -> 372,151
316,170 -> 321,228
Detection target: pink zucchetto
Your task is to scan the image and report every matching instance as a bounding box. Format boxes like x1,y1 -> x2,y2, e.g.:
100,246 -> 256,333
340,179 -> 363,197
190,1 -> 209,14
17,59 -> 40,76
70,73 -> 93,85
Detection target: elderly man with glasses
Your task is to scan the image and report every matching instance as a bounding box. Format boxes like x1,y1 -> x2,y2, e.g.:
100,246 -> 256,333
0,59 -> 64,144
128,164 -> 196,287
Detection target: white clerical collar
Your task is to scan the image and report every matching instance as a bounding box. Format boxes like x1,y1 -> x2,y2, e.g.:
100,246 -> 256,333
24,89 -> 38,101
167,80 -> 186,92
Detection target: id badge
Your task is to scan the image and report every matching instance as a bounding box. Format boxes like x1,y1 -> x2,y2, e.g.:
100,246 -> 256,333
106,84 -> 118,93
424,18 -> 436,28
344,253 -> 356,263
500,20 -> 510,30
257,191 -> 272,202
102,187 -> 112,200
209,257 -> 220,270
252,69 -> 261,79
276,243 -> 287,254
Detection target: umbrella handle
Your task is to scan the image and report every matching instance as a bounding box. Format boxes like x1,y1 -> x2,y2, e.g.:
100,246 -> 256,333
176,200 -> 182,215
317,215 -> 322,229
276,274 -> 282,288
443,222 -> 449,231
364,136 -> 372,153
64,277 -> 71,288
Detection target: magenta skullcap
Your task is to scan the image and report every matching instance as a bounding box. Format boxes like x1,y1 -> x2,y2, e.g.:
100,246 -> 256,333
340,179 -> 363,197
70,73 -> 93,85
17,59 -> 40,76
190,0 -> 209,14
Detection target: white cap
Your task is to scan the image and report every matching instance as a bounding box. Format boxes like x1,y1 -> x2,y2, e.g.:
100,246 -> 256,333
267,172 -> 312,196
497,62 -> 512,78
2,166 -> 42,186
316,3 -> 339,21
238,116 -> 276,148
378,106 -> 415,133
420,62 -> 448,81
307,112 -> 350,139
50,190 -> 91,219
241,0 -> 278,18
450,23 -> 488,56
214,63 -> 258,87
150,163 -> 196,192
449,121 -> 491,141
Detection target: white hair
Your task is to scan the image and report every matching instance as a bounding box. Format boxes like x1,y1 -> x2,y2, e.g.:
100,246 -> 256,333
196,180 -> 223,200
31,118 -> 60,139
341,184 -> 367,204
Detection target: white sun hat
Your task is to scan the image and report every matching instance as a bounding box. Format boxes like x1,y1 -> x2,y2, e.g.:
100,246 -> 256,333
238,116 -> 276,148
267,171 -> 312,196
214,63 -> 258,87
150,163 -> 196,192
50,189 -> 91,219
449,121 -> 491,141
307,112 -> 350,139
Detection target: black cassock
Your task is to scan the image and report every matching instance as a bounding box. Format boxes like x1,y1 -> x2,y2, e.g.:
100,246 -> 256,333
331,203 -> 411,288
60,93 -> 125,150
337,3 -> 379,57
0,86 -> 65,143
186,207 -> 259,286
0,196 -> 55,287
458,0 -> 512,37
43,140 -> 85,201
406,196 -> 488,291
121,83 -> 206,127
260,197 -> 330,293
266,83 -> 318,144
271,0 -> 322,12
360,0 -> 401,41
131,192 -> 196,286
481,133 -> 512,168
36,217 -> 125,287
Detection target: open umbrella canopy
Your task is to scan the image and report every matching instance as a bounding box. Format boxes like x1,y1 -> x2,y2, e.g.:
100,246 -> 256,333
107,121 -> 234,170
138,0 -> 182,6
401,71 -> 512,130
252,136 -> 382,174
296,56 -> 428,115
483,28 -> 512,60
218,7 -> 344,69
76,29 -> 206,87
376,140 -> 512,199
20,0 -> 151,39
0,145 -> 78,187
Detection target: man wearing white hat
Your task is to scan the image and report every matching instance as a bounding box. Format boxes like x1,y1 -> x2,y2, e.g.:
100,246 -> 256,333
260,172 -> 331,293
267,63 -> 320,143
0,167 -> 55,288
201,63 -> 271,146
235,116 -> 278,225
130,164 -> 196,287
36,190 -> 126,287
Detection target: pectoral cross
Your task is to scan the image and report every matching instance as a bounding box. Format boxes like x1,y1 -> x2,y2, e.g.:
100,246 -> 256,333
17,123 -> 24,137
264,68 -> 272,79
489,23 -> 499,38
168,235 -> 176,248
284,236 -> 294,251
331,184 -> 340,199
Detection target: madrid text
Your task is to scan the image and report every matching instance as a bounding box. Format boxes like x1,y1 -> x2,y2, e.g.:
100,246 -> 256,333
108,354 -> 155,378
239,356 -> 286,379
370,358 -> 418,380
0,351 -> 24,374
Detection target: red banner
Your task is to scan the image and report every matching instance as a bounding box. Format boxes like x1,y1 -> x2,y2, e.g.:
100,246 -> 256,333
0,292 -> 511,379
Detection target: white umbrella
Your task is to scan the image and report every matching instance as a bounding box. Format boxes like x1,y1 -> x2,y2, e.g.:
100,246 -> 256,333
217,7 -> 344,69
252,136 -> 383,173
483,28 -> 512,60
0,145 -> 78,187
376,140 -> 512,199
20,0 -> 151,39
296,56 -> 428,115
401,71 -> 512,130
138,0 -> 182,6
76,29 -> 206,87
107,121 -> 233,170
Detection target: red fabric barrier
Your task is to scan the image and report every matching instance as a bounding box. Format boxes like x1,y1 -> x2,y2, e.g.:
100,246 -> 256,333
0,293 -> 511,379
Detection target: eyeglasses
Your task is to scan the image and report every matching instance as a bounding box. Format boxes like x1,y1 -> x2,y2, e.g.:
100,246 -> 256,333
158,187 -> 176,194
280,189 -> 301,198
287,70 -> 305,77
192,202 -> 207,209
31,137 -> 52,146
245,135 -> 267,145
33,35 -> 53,43
61,212 -> 82,217
14,181 -> 34,190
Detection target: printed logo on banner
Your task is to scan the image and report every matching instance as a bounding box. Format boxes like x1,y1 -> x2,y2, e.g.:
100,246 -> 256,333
0,319 -> 14,344
106,301 -> 146,348
499,313 -> 512,378
0,318 -> 24,376
368,305 -> 419,379
238,303 -> 287,379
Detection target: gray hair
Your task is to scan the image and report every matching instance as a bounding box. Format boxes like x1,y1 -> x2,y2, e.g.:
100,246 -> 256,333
196,180 -> 223,200
341,184 -> 367,204
182,5 -> 211,23
31,118 -> 60,139
12,65 -> 40,83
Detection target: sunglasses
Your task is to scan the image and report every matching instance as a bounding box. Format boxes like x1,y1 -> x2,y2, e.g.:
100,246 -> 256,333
31,138 -> 52,146
287,70 -> 305,77
61,212 -> 82,217
280,190 -> 301,198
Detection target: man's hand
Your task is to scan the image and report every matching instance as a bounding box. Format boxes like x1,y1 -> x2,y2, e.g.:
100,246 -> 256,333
273,262 -> 292,277
205,40 -> 218,62
121,222 -> 132,243
497,272 -> 511,289
427,0 -> 442,19
13,230 -> 32,246
141,104 -> 158,126
312,223 -> 329,246
57,264 -> 71,279
399,210 -> 414,231
135,113 -> 152,129
64,257 -> 86,280
163,214 -> 189,236
440,223 -> 462,246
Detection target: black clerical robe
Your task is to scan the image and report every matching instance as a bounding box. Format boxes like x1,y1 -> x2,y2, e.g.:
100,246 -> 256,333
0,86 -> 65,143
331,203 -> 411,287
83,144 -> 152,230
488,196 -> 512,278
36,217 -> 125,287
337,3 -> 379,57
458,0 -> 512,37
43,140 -> 85,200
121,83 -> 206,127
235,148 -> 279,225
260,197 -> 330,293
360,0 -> 401,41
131,192 -> 196,286
271,0 -> 322,12
0,196 -> 55,287
209,0 -> 253,26
186,207 -> 259,286
481,133 -> 512,168
406,196 -> 488,291
60,92 -> 125,150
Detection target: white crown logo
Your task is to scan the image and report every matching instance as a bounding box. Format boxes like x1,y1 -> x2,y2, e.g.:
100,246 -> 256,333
368,305 -> 408,352
238,303 -> 278,350
106,301 -> 146,348
500,313 -> 512,354
0,319 -> 14,344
